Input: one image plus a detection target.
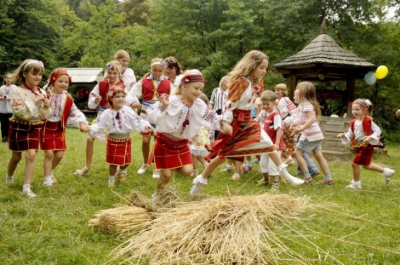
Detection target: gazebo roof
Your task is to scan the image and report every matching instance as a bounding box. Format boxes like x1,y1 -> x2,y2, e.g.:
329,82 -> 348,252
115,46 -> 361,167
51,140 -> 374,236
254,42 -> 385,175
274,21 -> 375,73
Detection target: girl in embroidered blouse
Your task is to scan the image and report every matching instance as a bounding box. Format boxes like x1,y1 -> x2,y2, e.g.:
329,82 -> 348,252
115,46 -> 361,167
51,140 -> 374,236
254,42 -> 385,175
127,58 -> 171,179
104,50 -> 137,93
337,99 -> 395,189
41,69 -> 90,187
74,61 -> 125,177
90,87 -> 152,187
190,50 -> 304,196
291,81 -> 333,185
6,59 -> 51,198
146,69 -> 231,200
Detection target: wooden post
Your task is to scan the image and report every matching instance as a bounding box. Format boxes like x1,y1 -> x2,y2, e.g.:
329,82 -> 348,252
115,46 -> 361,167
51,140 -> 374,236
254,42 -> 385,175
288,75 -> 297,98
346,76 -> 355,116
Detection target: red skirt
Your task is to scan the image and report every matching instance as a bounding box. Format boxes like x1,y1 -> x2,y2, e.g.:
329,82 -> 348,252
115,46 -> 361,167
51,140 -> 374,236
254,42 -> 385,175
106,135 -> 132,166
353,145 -> 374,166
41,121 -> 67,150
8,118 -> 44,151
151,133 -> 191,170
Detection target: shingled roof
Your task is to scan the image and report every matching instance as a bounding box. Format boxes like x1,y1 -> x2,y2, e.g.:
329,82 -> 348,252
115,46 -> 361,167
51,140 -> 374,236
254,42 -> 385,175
274,21 -> 375,69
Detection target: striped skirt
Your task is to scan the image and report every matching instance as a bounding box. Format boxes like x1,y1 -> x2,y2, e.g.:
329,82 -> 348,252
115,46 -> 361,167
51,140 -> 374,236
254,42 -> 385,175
41,121 -> 67,150
8,118 -> 44,151
106,133 -> 132,166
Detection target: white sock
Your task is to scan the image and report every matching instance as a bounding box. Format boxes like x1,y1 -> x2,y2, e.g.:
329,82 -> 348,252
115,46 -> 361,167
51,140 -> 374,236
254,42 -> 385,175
44,176 -> 52,184
233,172 -> 240,178
23,184 -> 31,192
109,175 -> 115,183
195,175 -> 208,185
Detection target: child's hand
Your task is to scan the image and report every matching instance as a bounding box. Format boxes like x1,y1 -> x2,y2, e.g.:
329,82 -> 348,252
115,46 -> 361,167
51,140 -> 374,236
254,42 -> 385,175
274,143 -> 280,150
145,125 -> 154,132
291,126 -> 302,136
221,121 -> 233,135
337,133 -> 344,138
94,96 -> 102,104
159,93 -> 169,111
79,123 -> 90,132
131,102 -> 141,109
42,98 -> 50,108
33,94 -> 45,103
363,136 -> 372,144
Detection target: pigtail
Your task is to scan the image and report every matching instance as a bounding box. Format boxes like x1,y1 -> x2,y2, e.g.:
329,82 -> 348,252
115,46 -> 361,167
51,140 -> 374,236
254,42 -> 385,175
365,99 -> 373,116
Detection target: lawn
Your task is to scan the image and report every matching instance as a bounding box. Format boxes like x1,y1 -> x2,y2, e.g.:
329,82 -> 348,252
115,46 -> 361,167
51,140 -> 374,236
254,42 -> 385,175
0,128 -> 399,264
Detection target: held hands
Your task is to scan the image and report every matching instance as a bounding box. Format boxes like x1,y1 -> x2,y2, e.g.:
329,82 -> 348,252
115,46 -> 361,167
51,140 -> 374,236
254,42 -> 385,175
145,125 -> 154,132
33,94 -> 45,104
363,136 -> 372,144
220,121 -> 233,135
290,126 -> 302,136
94,96 -> 102,104
337,133 -> 345,138
42,97 -> 50,109
159,93 -> 169,111
79,123 -> 91,132
131,102 -> 141,109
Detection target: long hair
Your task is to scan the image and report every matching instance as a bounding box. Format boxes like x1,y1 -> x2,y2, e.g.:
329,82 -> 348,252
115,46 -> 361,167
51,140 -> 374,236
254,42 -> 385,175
165,56 -> 183,75
296,81 -> 321,117
105,60 -> 123,83
228,50 -> 269,82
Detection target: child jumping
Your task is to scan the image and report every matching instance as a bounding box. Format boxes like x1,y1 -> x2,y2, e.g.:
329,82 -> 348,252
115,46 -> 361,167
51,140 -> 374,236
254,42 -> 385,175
191,50 -> 304,196
256,90 -> 283,192
41,69 -> 90,186
6,59 -> 51,197
90,86 -> 152,187
291,81 -> 333,185
337,99 -> 395,189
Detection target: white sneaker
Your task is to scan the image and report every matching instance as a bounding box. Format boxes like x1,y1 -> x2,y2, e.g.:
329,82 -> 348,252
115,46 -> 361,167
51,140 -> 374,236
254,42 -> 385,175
382,168 -> 395,184
190,175 -> 207,196
43,181 -> 53,187
279,166 -> 304,186
6,175 -> 14,185
152,169 -> 160,179
23,189 -> 37,198
137,164 -> 149,174
346,180 -> 361,190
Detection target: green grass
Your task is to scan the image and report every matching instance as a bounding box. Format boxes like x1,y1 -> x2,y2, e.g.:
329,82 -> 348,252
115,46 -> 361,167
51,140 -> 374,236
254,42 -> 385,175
1,128 -> 400,264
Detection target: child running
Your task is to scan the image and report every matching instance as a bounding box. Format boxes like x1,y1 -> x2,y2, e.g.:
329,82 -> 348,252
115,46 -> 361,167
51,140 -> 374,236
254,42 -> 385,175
146,69 -> 231,199
337,99 -> 395,189
90,86 -> 152,187
291,81 -> 333,185
41,69 -> 90,186
256,90 -> 283,192
6,59 -> 51,197
191,50 -> 304,196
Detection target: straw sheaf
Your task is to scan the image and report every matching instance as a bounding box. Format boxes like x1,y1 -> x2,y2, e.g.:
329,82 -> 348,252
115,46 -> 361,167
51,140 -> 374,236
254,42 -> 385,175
111,193 -> 312,264
275,34 -> 375,68
127,188 -> 183,213
88,206 -> 151,236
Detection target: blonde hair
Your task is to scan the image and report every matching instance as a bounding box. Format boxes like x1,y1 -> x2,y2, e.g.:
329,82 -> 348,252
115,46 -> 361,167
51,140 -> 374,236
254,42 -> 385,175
12,59 -> 44,84
260,90 -> 277,102
228,50 -> 269,82
296,81 -> 321,117
219,76 -> 230,89
352,98 -> 373,116
175,69 -> 203,95
150,58 -> 165,69
114,50 -> 130,60
275,83 -> 288,96
105,60 -> 123,82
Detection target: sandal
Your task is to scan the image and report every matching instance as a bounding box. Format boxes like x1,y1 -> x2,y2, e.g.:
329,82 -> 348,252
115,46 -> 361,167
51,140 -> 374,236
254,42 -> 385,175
317,179 -> 334,185
303,177 -> 313,185
74,167 -> 90,176
117,170 -> 127,181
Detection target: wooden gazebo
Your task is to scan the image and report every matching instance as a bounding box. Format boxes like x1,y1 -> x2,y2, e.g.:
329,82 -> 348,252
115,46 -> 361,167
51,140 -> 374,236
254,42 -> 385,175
274,21 -> 376,158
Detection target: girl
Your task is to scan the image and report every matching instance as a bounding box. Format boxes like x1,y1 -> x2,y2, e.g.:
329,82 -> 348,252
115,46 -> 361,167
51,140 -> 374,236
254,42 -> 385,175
127,58 -> 171,179
146,69 -> 231,199
191,50 -> 304,196
74,61 -> 125,176
6,59 -> 51,198
105,50 -> 137,93
0,73 -> 17,142
337,99 -> 395,189
291,81 -> 333,185
90,87 -> 152,187
164,56 -> 183,95
41,69 -> 90,186
189,93 -> 211,177
275,83 -> 296,163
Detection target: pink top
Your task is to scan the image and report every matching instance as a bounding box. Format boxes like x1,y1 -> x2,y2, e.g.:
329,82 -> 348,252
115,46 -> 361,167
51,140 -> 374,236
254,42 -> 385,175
292,101 -> 323,142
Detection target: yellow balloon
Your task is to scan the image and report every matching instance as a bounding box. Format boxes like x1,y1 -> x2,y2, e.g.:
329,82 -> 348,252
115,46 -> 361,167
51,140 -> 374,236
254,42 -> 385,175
375,65 -> 388,79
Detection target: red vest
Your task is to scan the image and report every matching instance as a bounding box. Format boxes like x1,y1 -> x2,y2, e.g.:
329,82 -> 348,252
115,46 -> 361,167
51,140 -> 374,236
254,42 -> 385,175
61,94 -> 74,129
141,76 -> 171,101
98,80 -> 125,107
349,116 -> 373,136
263,111 -> 284,150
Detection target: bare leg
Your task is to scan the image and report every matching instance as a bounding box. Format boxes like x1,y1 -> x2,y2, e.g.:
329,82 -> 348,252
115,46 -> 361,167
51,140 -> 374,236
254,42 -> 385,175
8,151 -> 22,176
52,150 -> 64,170
352,163 -> 360,181
201,156 -> 225,179
363,162 -> 384,173
85,136 -> 94,169
156,169 -> 173,193
44,150 -> 54,177
24,150 -> 37,185
313,150 -> 330,174
142,135 -> 151,164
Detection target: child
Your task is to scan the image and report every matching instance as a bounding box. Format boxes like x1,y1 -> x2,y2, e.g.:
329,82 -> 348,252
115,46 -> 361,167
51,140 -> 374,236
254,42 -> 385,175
74,61 -> 126,176
90,86 -> 152,186
164,56 -> 183,95
191,50 -> 304,196
127,58 -> 171,178
337,99 -> 395,189
41,69 -> 90,186
0,73 -> 17,142
256,90 -> 283,192
105,50 -> 137,93
6,59 -> 51,197
189,93 -> 211,177
291,81 -> 333,185
146,69 -> 231,199
275,83 -> 296,163
210,75 -> 229,142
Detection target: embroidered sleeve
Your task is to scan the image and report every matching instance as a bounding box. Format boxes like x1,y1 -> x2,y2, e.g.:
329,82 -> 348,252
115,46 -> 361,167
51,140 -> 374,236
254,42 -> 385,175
226,78 -> 248,103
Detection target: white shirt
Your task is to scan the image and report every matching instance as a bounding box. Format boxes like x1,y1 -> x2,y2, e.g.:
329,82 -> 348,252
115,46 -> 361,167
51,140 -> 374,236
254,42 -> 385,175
11,86 -> 52,121
48,91 -> 88,127
342,118 -> 381,145
0,84 -> 16,113
146,95 -> 224,139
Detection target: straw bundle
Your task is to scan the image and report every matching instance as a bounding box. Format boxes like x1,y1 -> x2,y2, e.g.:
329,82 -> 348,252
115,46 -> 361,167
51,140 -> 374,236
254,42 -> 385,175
111,193 -> 312,264
127,188 -> 182,213
88,206 -> 151,235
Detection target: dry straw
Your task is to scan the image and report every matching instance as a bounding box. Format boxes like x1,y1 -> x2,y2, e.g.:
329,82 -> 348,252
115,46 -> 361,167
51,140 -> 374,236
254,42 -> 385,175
111,193 -> 312,264
88,205 -> 151,235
